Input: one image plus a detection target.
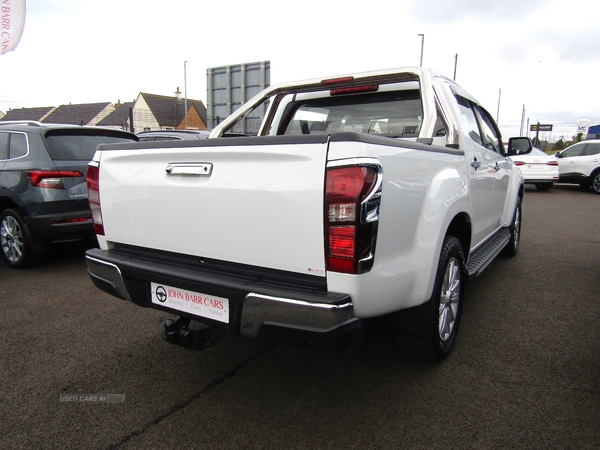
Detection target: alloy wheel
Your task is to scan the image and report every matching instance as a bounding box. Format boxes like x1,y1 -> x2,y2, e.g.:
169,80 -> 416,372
593,173 -> 600,194
0,215 -> 25,264
438,256 -> 461,341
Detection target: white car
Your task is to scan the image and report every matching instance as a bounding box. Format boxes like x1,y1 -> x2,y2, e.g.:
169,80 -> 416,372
554,140 -> 600,194
509,148 -> 559,190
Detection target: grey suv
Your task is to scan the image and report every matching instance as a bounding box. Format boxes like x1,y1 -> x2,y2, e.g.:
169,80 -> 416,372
0,121 -> 138,267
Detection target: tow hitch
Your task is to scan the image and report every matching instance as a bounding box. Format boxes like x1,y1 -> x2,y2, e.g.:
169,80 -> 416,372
163,317 -> 227,351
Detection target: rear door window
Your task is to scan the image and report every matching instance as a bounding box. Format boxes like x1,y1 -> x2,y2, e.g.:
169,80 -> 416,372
583,143 -> 600,156
9,133 -> 28,159
44,130 -> 137,161
0,132 -> 8,160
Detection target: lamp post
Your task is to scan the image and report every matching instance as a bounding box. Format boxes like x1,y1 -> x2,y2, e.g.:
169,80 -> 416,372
184,61 -> 188,130
496,88 -> 501,123
453,53 -> 458,81
418,34 -> 424,67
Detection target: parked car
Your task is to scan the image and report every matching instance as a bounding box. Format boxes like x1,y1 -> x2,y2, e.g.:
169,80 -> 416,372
137,130 -> 211,141
0,121 -> 138,268
509,148 -> 559,190
554,140 -> 600,193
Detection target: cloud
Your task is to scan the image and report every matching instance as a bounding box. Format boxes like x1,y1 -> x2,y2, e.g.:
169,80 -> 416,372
407,0 -> 560,22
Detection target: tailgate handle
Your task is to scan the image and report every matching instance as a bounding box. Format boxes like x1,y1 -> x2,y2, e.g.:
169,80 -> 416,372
166,163 -> 213,176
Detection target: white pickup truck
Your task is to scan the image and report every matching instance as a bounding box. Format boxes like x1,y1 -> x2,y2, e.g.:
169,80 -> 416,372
85,67 -> 528,361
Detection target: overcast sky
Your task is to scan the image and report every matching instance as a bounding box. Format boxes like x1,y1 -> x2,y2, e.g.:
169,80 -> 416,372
2,0 -> 599,130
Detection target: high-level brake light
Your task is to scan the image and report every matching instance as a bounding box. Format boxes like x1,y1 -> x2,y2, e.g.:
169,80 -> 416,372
330,85 -> 379,96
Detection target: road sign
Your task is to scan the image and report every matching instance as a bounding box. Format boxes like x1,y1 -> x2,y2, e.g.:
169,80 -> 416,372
530,124 -> 553,132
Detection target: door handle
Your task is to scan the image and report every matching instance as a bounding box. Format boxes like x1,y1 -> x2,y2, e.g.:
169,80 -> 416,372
165,163 -> 213,176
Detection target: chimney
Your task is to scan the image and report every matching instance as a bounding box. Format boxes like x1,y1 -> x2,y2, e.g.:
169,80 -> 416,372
175,87 -> 182,100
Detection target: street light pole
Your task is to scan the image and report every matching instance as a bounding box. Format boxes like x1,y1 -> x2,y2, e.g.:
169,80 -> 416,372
496,88 -> 501,123
418,34 -> 424,67
184,61 -> 188,130
453,53 -> 458,81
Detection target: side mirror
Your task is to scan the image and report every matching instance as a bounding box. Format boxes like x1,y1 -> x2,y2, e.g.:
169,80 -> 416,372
507,137 -> 533,156
554,151 -> 561,158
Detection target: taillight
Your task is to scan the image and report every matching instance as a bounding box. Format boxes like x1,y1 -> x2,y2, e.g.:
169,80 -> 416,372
325,164 -> 382,274
546,161 -> 559,166
26,170 -> 83,189
85,163 -> 104,236
513,161 -> 525,166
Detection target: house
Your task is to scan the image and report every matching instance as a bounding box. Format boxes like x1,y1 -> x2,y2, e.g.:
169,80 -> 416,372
132,88 -> 207,132
43,102 -> 115,126
97,101 -> 135,130
0,89 -> 209,132
0,106 -> 55,122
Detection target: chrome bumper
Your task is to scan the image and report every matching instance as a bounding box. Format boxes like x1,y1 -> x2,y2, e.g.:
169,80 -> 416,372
86,255 -> 132,302
86,254 -> 358,343
240,293 -> 355,338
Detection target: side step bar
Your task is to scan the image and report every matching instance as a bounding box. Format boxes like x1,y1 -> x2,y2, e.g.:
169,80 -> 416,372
466,230 -> 510,279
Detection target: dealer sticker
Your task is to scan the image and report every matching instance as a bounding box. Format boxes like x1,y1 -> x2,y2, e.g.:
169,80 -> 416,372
150,282 -> 229,323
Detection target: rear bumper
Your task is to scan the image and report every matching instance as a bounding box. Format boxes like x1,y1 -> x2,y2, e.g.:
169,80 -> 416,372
523,178 -> 558,184
85,248 -> 362,349
25,210 -> 95,247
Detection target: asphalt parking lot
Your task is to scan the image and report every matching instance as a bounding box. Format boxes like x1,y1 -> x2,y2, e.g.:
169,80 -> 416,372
1,184 -> 598,450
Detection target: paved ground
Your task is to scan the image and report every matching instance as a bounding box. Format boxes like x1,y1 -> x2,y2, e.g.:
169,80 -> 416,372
1,184 -> 598,449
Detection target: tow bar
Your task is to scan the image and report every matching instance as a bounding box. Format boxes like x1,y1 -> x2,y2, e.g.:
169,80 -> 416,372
163,317 -> 227,351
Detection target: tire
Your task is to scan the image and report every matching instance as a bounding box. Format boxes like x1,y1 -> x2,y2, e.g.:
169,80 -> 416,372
534,183 -> 552,191
592,172 -> 600,194
501,196 -> 522,257
391,236 -> 465,362
0,209 -> 44,268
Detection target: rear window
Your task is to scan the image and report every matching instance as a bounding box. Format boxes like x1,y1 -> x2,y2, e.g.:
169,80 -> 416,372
43,129 -> 137,161
280,90 -> 423,138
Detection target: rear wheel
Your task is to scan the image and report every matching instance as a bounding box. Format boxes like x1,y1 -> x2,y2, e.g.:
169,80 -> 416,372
592,172 -> 600,194
391,236 -> 465,362
501,196 -> 522,257
0,209 -> 43,268
534,183 -> 552,191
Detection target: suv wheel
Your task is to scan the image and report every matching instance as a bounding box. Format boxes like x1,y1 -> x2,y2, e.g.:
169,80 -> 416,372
0,209 -> 43,268
592,172 -> 600,194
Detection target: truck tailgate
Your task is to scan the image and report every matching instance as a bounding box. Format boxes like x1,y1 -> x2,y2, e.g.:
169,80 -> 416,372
97,137 -> 329,277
